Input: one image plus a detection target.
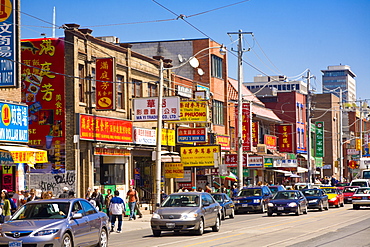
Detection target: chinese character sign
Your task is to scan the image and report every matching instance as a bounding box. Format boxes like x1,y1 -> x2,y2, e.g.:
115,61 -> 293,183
315,121 -> 324,157
134,97 -> 180,121
277,124 -> 293,153
252,122 -> 259,146
177,127 -> 207,143
96,58 -> 115,110
0,0 -> 16,87
21,38 -> 66,173
264,134 -> 277,150
181,145 -> 220,167
235,102 -> 252,151
0,102 -> 28,143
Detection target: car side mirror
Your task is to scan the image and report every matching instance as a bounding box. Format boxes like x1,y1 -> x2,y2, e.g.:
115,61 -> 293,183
72,212 -> 83,219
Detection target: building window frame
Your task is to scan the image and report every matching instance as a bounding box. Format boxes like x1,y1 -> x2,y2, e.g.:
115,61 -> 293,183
79,64 -> 85,103
117,75 -> 125,110
211,55 -> 223,79
213,100 -> 224,125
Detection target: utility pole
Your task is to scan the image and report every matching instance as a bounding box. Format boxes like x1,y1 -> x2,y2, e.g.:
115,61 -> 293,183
304,70 -> 315,183
339,88 -> 343,182
227,30 -> 253,190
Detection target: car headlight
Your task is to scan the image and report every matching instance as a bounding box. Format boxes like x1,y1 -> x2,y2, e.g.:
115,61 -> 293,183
233,200 -> 240,203
267,203 -> 274,207
288,202 -> 298,207
309,199 -> 318,203
152,213 -> 161,219
253,199 -> 261,203
329,198 -> 337,201
34,229 -> 59,236
181,213 -> 198,220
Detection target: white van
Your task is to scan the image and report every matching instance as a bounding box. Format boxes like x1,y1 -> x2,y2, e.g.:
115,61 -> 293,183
350,179 -> 370,187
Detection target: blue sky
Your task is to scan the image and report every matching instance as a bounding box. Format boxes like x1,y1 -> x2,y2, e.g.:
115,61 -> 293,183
21,0 -> 370,102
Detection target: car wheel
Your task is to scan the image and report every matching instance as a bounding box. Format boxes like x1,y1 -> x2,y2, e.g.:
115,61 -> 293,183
212,216 -> 220,232
277,213 -> 282,216
335,203 -> 340,208
353,204 -> 360,210
195,218 -> 204,235
340,201 -> 344,207
267,212 -> 273,216
319,201 -> 323,211
62,233 -> 73,247
221,209 -> 226,220
152,230 -> 161,237
295,206 -> 301,216
229,208 -> 235,219
97,228 -> 108,247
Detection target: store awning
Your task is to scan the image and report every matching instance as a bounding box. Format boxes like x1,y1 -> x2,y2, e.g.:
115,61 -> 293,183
0,145 -> 48,164
297,167 -> 308,173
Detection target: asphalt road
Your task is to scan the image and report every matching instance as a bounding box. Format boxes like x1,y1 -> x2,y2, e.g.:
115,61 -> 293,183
109,204 -> 370,247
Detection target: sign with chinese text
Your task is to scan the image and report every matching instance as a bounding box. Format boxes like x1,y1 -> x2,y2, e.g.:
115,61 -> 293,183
0,102 -> 28,143
173,101 -> 208,122
252,122 -> 259,146
96,58 -> 115,110
235,102 -> 252,151
21,38 -> 66,173
0,0 -> 17,87
275,159 -> 298,167
224,153 -> 248,167
162,128 -> 175,146
264,134 -> 277,150
248,156 -> 263,168
177,127 -> 207,143
315,121 -> 324,157
264,157 -> 274,168
277,124 -> 293,153
181,145 -> 220,167
94,148 -> 130,156
133,128 -> 156,145
164,163 -> 184,178
79,114 -> 133,143
216,135 -> 230,151
0,151 -> 12,165
133,97 -> 180,121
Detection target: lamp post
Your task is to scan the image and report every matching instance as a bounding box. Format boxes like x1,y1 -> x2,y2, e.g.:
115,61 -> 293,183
154,45 -> 226,206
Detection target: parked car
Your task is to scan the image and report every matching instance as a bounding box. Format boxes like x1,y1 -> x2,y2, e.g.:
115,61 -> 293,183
349,179 -> 370,187
268,185 -> 286,195
211,193 -> 235,220
294,183 -> 313,190
151,192 -> 221,237
320,187 -> 344,208
0,198 -> 109,247
352,187 -> 370,209
343,186 -> 360,203
267,190 -> 308,216
336,182 -> 349,187
302,188 -> 329,211
233,186 -> 273,214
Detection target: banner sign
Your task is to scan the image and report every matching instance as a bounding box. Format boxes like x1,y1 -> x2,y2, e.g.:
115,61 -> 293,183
177,127 -> 207,143
277,124 -> 293,153
0,0 -> 17,87
275,159 -> 298,167
181,145 -> 220,167
79,114 -> 133,143
21,38 -> 66,173
0,102 -> 28,143
264,134 -> 277,150
252,122 -> 259,146
315,121 -> 324,157
94,148 -> 130,156
164,163 -> 184,178
236,102 -> 252,151
162,128 -> 175,146
133,128 -> 156,145
133,97 -> 180,121
96,58 -> 115,110
248,156 -> 263,168
173,101 -> 208,122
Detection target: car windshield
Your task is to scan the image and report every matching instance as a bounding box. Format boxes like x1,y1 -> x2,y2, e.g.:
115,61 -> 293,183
273,191 -> 298,200
12,202 -> 70,220
238,189 -> 262,197
351,182 -> 368,187
302,190 -> 320,196
212,194 -> 223,203
356,188 -> 370,194
344,187 -> 358,193
269,187 -> 278,193
161,195 -> 200,207
321,188 -> 337,194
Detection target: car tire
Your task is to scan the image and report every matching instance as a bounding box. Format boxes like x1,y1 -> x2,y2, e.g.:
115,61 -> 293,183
221,209 -> 226,220
62,233 -> 73,247
319,201 -> 323,211
153,230 -> 161,237
340,201 -> 344,207
295,206 -> 301,216
212,216 -> 220,232
277,213 -> 282,216
267,212 -> 273,216
229,208 -> 235,218
97,228 -> 108,247
335,203 -> 340,208
195,218 -> 204,235
353,204 -> 360,210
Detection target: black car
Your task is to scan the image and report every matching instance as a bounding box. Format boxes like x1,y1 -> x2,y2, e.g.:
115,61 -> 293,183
267,190 -> 308,216
302,188 -> 329,211
233,186 -> 273,213
211,193 -> 235,220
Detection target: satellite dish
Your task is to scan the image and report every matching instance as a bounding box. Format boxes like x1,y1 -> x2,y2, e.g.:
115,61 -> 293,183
188,57 -> 199,68
197,68 -> 204,76
177,54 -> 183,63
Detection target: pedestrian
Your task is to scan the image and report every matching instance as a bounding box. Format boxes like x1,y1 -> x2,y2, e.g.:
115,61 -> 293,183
94,188 -> 104,211
27,189 -> 39,202
205,183 -> 212,193
19,190 -> 28,206
41,191 -> 51,199
104,189 -> 113,217
85,188 -> 92,200
59,187 -> 69,198
178,186 -> 184,193
68,190 -> 75,198
7,192 -> 17,215
109,190 -> 126,233
89,192 -> 99,210
232,185 -> 238,197
126,186 -> 139,220
0,190 -> 11,223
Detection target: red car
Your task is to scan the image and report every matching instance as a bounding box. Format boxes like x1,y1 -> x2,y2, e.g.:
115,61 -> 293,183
320,187 -> 344,208
343,186 -> 360,203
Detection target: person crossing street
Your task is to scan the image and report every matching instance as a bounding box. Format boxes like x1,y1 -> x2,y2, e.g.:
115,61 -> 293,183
109,190 -> 126,233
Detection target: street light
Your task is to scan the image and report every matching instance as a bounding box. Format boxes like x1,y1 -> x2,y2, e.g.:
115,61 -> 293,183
154,45 -> 226,206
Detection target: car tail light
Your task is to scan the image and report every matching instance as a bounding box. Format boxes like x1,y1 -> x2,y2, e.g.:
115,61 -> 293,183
352,196 -> 362,200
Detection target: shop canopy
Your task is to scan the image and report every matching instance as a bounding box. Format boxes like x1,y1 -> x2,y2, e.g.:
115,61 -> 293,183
0,145 -> 48,166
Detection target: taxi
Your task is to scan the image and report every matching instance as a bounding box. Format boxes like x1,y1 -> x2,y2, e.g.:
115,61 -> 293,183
320,186 -> 344,208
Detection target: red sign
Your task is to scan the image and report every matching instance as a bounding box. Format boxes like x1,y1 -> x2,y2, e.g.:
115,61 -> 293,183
96,58 -> 115,110
277,124 -> 293,153
94,148 -> 130,156
235,102 -> 252,151
264,134 -> 277,150
252,122 -> 259,146
79,114 -> 133,143
21,38 -> 66,173
224,154 -> 248,168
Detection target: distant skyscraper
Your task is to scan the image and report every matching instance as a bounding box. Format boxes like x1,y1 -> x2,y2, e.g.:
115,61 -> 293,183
321,65 -> 356,103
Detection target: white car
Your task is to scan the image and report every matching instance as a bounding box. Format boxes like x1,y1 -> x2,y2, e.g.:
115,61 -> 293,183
352,187 -> 370,209
350,179 -> 370,187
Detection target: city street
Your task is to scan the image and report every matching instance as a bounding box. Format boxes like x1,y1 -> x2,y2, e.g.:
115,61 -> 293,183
109,205 -> 370,247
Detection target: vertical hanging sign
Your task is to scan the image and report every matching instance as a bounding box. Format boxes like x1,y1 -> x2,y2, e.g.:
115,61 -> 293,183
96,58 -> 115,110
235,102 -> 252,152
315,121 -> 324,157
277,124 -> 293,153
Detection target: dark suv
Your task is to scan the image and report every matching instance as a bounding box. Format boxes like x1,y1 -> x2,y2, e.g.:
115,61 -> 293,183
233,186 -> 273,213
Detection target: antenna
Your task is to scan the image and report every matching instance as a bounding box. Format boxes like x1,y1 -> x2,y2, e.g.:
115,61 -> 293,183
52,6 -> 56,38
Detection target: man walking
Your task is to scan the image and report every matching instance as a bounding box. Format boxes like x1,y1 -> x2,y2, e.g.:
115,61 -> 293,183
109,190 -> 125,233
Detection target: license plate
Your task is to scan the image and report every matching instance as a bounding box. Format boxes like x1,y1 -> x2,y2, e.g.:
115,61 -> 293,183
9,241 -> 22,247
363,197 -> 368,200
278,207 -> 284,211
242,204 -> 249,207
166,223 -> 175,228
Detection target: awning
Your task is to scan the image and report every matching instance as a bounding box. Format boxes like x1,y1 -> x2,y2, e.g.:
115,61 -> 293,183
297,167 -> 308,173
274,170 -> 292,176
0,145 -> 48,164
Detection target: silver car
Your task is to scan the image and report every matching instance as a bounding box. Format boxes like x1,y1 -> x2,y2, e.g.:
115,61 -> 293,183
0,198 -> 109,247
151,192 -> 221,237
352,187 -> 370,209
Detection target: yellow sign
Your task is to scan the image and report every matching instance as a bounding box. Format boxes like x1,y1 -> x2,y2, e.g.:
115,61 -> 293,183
181,145 -> 220,167
161,129 -> 175,146
172,101 -> 208,122
164,163 -> 184,178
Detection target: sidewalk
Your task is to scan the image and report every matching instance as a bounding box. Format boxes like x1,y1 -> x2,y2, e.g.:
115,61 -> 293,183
110,214 -> 152,233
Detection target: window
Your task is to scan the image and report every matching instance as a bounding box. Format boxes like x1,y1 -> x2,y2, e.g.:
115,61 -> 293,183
79,64 -> 85,102
148,83 -> 157,97
297,127 -> 301,148
213,100 -> 224,125
211,55 -> 223,79
132,79 -> 142,98
91,68 -> 96,105
117,75 -> 125,109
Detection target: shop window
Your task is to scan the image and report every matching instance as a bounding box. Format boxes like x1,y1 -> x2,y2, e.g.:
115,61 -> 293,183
100,163 -> 125,185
